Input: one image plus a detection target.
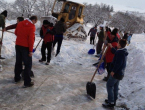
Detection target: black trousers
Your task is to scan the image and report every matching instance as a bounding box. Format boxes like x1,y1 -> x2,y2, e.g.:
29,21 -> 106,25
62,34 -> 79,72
90,36 -> 95,44
14,45 -> 32,86
41,41 -> 53,62
53,36 -> 63,55
97,40 -> 103,54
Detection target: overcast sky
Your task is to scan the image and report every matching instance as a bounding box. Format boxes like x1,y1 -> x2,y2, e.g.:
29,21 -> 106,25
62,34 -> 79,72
5,0 -> 145,13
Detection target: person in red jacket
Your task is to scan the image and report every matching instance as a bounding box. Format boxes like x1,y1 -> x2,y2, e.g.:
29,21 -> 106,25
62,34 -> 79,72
14,16 -> 37,88
39,20 -> 54,65
103,30 -> 119,81
3,17 -> 24,31
3,17 -> 34,78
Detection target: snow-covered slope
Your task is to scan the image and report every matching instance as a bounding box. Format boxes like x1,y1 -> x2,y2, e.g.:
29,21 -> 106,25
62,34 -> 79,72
117,34 -> 145,110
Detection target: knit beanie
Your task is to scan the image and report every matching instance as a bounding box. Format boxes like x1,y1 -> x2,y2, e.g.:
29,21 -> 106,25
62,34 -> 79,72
43,20 -> 49,25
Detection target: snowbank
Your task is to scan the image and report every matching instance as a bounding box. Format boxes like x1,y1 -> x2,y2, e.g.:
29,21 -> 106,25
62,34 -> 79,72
117,34 -> 145,109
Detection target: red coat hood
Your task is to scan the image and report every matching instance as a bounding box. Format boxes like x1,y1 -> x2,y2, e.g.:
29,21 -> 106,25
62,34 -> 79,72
21,19 -> 35,28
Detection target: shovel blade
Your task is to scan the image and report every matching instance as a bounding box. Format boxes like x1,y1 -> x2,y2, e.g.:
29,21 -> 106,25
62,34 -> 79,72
86,82 -> 96,99
88,49 -> 95,55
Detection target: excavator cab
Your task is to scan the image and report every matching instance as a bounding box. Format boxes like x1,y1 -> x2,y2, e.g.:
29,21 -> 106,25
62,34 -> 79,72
52,0 -> 85,28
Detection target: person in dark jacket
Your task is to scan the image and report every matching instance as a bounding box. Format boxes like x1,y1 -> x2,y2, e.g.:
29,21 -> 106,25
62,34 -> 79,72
102,39 -> 128,108
0,10 -> 7,58
3,17 -> 24,31
96,26 -> 105,56
123,32 -> 128,40
53,18 -> 66,57
0,10 -> 7,30
88,26 -> 97,45
39,20 -> 54,65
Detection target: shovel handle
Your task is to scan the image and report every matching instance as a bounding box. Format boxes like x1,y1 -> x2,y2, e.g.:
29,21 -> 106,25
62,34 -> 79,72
33,38 -> 42,52
0,30 -> 14,34
0,31 -> 4,56
90,46 -> 109,82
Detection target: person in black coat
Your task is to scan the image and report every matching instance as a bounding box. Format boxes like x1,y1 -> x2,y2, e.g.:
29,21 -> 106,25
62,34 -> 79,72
123,32 -> 129,40
102,39 -> 128,108
88,26 -> 97,45
96,26 -> 105,56
53,18 -> 66,57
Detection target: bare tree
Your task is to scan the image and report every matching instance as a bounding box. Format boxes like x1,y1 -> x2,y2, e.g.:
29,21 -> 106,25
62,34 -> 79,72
109,12 -> 145,33
10,0 -> 37,18
83,3 -> 112,26
34,0 -> 54,17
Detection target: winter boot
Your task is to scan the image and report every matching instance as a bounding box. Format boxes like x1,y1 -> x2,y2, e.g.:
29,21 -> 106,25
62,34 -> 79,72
103,77 -> 108,81
104,99 -> 116,106
102,102 -> 115,109
95,54 -> 101,57
23,82 -> 34,88
45,62 -> 50,65
39,59 -> 45,62
55,53 -> 59,57
14,77 -> 21,84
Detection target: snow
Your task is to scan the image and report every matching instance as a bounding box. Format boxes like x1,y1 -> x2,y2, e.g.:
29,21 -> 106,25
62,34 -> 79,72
116,34 -> 145,109
0,20 -> 145,110
65,23 -> 87,40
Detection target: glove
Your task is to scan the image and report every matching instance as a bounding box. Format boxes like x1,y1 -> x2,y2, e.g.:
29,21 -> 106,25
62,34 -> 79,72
47,29 -> 50,32
33,49 -> 36,53
104,40 -> 108,45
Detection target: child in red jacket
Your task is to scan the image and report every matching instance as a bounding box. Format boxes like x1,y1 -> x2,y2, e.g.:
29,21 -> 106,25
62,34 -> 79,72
39,20 -> 54,65
103,30 -> 119,81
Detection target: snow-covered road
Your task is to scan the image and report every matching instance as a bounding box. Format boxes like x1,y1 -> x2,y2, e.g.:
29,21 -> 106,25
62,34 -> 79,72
0,21 -> 145,110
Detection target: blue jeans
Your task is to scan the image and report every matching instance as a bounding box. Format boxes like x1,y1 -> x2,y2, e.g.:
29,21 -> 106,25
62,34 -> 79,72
107,76 -> 120,103
14,45 -> 32,85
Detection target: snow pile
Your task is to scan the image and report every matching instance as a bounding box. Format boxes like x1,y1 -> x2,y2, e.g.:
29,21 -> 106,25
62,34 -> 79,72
0,20 -> 93,66
117,34 -> 145,109
64,23 -> 87,40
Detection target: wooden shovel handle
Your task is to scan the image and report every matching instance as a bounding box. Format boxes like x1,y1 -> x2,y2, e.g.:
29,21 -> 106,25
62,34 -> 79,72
0,31 -> 4,56
34,38 -> 42,50
0,30 -> 14,34
90,46 -> 109,82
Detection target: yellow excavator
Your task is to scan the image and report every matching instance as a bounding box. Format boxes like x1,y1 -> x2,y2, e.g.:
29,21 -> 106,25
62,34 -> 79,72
41,0 -> 87,41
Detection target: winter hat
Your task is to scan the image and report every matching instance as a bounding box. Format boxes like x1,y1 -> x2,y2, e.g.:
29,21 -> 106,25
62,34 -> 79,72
113,28 -> 119,33
95,24 -> 97,28
111,31 -> 116,36
1,10 -> 7,17
17,17 -> 24,22
43,20 -> 49,25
